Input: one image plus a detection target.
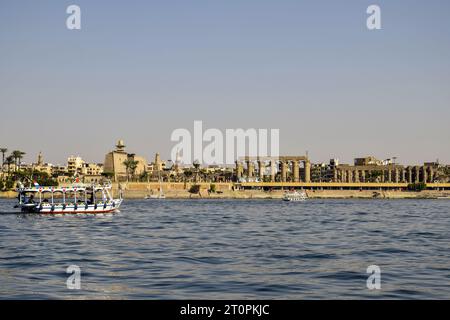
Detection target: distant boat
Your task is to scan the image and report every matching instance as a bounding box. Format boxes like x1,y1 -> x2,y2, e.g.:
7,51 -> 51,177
145,172 -> 165,200
145,194 -> 166,200
282,191 -> 307,202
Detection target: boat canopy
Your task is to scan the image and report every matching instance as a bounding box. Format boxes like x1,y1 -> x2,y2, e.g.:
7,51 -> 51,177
17,184 -> 112,193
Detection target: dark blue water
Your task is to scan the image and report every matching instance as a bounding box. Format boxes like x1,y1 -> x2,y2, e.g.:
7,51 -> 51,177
0,198 -> 449,299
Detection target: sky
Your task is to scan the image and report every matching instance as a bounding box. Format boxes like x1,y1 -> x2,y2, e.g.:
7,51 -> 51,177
1,0 -> 449,166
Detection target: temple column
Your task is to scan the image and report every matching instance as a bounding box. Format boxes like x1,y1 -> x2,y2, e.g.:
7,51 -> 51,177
246,161 -> 255,178
422,166 -> 428,183
354,169 -> 360,183
304,160 -> 311,183
292,161 -> 300,182
333,169 -> 338,182
347,170 -> 353,183
281,161 -> 288,182
429,167 -> 434,183
387,169 -> 392,183
361,170 -> 366,182
258,160 -> 264,181
270,161 -> 276,182
235,161 -> 243,180
408,167 -> 413,183
394,168 -> 399,183
401,168 -> 406,182
415,166 -> 420,183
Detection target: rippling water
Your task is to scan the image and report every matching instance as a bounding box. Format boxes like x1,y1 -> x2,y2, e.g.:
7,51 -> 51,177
0,198 -> 449,299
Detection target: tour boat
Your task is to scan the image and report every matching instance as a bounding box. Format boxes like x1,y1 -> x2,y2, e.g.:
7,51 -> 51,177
282,190 -> 307,202
15,183 -> 123,214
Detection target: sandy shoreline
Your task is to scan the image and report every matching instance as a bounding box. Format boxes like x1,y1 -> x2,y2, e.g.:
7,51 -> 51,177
1,182 -> 449,200
119,190 -> 450,200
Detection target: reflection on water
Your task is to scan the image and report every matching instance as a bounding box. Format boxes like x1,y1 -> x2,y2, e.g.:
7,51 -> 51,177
0,198 -> 449,299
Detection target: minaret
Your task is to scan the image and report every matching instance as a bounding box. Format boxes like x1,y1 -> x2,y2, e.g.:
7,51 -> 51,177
116,140 -> 126,153
155,153 -> 162,171
37,152 -> 43,166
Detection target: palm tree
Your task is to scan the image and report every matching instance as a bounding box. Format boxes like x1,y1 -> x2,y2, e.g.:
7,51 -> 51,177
11,150 -> 26,171
123,159 -> 139,182
0,148 -> 7,169
183,170 -> 193,183
19,151 -> 26,169
193,160 -> 201,182
5,156 -> 14,175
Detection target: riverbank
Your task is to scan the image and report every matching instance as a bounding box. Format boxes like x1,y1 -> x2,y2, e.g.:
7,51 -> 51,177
1,183 -> 449,200
116,189 -> 450,200
112,182 -> 450,199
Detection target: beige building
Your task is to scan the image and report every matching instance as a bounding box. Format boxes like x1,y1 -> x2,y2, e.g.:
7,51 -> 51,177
67,156 -> 85,175
81,163 -> 103,176
104,140 -> 147,181
354,156 -> 383,166
51,165 -> 68,176
32,152 -> 53,176
147,153 -> 166,173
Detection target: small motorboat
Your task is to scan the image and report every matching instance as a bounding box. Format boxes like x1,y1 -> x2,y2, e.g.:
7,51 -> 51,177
145,194 -> 166,200
282,190 -> 307,202
145,174 -> 165,200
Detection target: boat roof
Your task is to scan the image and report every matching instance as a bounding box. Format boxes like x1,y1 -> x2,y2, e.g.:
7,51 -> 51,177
17,184 -> 112,193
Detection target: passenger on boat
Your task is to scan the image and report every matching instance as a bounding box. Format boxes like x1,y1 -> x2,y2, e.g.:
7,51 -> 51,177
27,194 -> 35,204
88,192 -> 95,205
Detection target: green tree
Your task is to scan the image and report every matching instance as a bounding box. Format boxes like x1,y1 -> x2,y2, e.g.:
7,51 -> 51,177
4,156 -> 14,175
183,170 -> 193,182
11,150 -> 26,171
407,182 -> 426,192
139,171 -> 149,182
193,160 -> 201,182
5,179 -> 15,190
123,159 -> 139,182
189,184 -> 200,194
366,170 -> 383,182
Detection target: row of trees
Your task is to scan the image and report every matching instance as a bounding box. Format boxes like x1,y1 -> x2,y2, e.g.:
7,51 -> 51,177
1,147 -> 25,191
0,147 -> 58,191
1,148 -> 26,174
120,158 -> 233,183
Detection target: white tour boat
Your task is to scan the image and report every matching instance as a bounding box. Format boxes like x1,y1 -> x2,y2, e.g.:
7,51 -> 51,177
282,190 -> 307,202
15,183 -> 123,214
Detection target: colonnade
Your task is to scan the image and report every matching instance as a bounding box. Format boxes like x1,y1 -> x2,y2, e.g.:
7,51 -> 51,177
333,166 -> 435,183
235,157 -> 311,183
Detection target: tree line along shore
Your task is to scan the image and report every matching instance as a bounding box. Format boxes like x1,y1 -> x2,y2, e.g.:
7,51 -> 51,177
2,182 -> 449,200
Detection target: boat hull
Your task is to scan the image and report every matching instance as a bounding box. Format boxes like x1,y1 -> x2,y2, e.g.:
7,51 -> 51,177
20,200 -> 123,214
282,198 -> 306,202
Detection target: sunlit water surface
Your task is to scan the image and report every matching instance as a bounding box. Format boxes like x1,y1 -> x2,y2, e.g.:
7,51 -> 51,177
0,199 -> 449,299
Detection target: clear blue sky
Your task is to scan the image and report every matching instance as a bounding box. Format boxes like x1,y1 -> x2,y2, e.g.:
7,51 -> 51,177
1,0 -> 449,165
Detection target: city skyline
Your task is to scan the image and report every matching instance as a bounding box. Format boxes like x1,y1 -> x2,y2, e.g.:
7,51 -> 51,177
1,0 -> 450,165
0,141 -> 445,168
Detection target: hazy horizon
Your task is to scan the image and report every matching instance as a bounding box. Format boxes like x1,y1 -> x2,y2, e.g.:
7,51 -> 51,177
1,0 -> 449,166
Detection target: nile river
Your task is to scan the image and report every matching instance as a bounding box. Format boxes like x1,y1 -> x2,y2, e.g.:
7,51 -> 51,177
0,199 -> 449,299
